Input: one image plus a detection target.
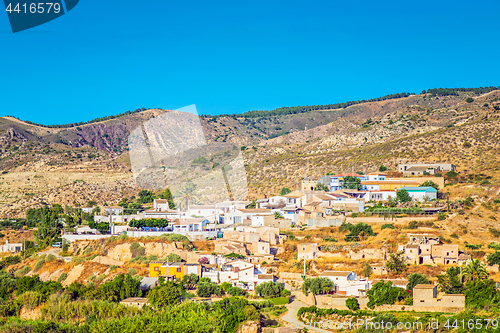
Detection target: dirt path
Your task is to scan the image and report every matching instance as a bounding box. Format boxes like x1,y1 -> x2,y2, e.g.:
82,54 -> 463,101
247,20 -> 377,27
39,248 -> 72,262
281,298 -> 331,333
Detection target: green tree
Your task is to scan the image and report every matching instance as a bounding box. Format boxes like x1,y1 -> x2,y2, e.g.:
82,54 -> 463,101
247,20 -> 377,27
386,196 -> 398,207
137,190 -> 155,204
314,183 -> 329,191
255,281 -> 288,298
175,180 -> 197,212
366,280 -> 407,309
167,253 -> 182,262
446,171 -> 458,179
279,187 -> 291,195
302,277 -> 333,296
437,267 -> 464,294
406,273 -> 430,291
341,176 -> 362,190
159,188 -> 176,209
363,262 -> 372,278
182,273 -> 199,290
148,280 -> 181,306
345,297 -> 359,310
420,180 -> 439,190
197,281 -> 222,297
487,251 -> 500,268
378,165 -> 387,172
340,222 -> 374,242
460,259 -> 488,283
0,270 -> 17,299
464,279 -> 499,308
396,189 -> 411,203
89,220 -> 110,235
386,252 -> 406,275
274,211 -> 283,219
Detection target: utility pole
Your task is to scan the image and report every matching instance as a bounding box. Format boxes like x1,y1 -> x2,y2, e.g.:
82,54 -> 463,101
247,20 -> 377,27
303,255 -> 306,277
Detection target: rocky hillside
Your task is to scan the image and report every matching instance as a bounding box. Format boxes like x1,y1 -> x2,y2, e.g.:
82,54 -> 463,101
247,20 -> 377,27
0,88 -> 499,216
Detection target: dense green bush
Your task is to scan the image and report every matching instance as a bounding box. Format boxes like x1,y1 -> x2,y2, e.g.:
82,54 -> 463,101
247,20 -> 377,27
255,281 -> 289,298
345,297 -> 359,310
339,222 -> 374,242
302,277 -> 333,296
366,281 -> 407,309
130,242 -> 145,258
57,273 -> 67,283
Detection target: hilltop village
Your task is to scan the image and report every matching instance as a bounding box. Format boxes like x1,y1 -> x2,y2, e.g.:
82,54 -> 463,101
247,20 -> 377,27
4,159 -> 500,332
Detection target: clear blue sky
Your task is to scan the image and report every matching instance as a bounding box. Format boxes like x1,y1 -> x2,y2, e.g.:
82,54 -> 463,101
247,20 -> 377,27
1,0 -> 499,125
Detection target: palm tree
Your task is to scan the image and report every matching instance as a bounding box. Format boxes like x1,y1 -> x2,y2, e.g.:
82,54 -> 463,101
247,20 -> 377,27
460,259 -> 488,283
175,180 -> 196,212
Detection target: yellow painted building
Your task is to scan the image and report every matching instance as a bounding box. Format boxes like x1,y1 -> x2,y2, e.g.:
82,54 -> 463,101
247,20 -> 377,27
149,261 -> 167,277
361,180 -> 420,191
166,263 -> 185,279
149,262 -> 201,278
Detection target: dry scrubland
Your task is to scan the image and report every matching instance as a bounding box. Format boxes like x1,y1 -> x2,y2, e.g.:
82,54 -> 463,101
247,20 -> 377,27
6,236 -> 215,286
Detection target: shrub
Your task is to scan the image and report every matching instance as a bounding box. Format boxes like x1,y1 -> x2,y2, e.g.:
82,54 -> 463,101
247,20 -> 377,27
489,228 -> 500,237
118,234 -> 129,241
407,220 -> 420,229
130,242 -> 145,258
367,281 -> 407,309
16,266 -> 31,277
57,273 -> 67,283
255,281 -> 289,298
72,257 -> 84,264
488,243 -> 500,250
45,254 -> 57,263
110,265 -> 118,271
33,260 -> 44,273
381,223 -> 395,230
494,198 -> 500,204
197,281 -> 222,297
345,297 -> 359,311
167,253 -> 182,262
269,297 -> 289,305
18,291 -> 43,310
451,233 -> 459,239
437,213 -> 447,221
302,277 -> 333,296
463,141 -> 472,148
128,268 -> 138,276
466,97 -> 474,103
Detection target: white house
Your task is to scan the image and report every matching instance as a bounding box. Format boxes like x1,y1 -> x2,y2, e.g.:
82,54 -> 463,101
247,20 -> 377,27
202,259 -> 270,290
153,199 -> 170,211
0,241 -> 22,253
323,271 -> 368,296
266,196 -> 287,208
143,209 -> 181,219
102,206 -> 123,215
188,205 -> 217,218
223,208 -> 273,225
281,207 -> 300,223
366,173 -> 387,181
284,192 -> 303,208
171,218 -> 208,233
81,207 -> 94,214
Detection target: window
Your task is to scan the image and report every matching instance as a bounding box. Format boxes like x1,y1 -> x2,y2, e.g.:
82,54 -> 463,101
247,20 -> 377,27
177,268 -> 181,273
154,267 -> 159,271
